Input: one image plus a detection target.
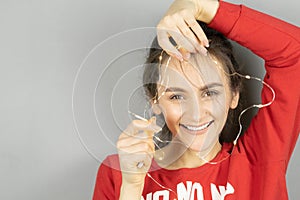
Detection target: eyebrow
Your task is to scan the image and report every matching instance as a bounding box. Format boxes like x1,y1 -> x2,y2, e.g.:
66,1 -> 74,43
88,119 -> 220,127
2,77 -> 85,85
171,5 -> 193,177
165,83 -> 223,93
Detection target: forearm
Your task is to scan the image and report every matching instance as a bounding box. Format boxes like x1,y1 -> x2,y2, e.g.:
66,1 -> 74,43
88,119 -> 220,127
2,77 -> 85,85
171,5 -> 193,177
166,0 -> 219,23
193,0 -> 219,24
208,1 -> 300,65
209,1 -> 300,164
119,181 -> 144,200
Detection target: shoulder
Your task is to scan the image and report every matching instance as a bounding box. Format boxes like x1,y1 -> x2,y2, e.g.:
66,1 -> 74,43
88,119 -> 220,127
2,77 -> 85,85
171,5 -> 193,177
93,155 -> 122,199
95,154 -> 122,184
100,154 -> 121,171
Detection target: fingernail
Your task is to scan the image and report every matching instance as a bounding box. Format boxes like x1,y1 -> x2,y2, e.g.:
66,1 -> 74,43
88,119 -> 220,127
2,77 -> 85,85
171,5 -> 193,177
175,53 -> 183,61
148,117 -> 161,132
150,116 -> 156,124
201,48 -> 207,56
184,53 -> 190,60
204,40 -> 209,48
149,124 -> 162,132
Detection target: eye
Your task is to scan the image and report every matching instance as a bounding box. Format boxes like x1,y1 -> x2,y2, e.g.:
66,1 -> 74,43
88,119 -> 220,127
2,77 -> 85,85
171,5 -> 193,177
170,94 -> 184,100
203,90 -> 219,97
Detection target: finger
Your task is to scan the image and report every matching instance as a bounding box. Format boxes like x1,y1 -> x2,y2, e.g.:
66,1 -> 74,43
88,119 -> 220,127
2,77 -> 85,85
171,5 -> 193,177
119,152 -> 153,172
177,46 -> 191,60
185,17 -> 209,48
122,118 -> 162,137
157,29 -> 183,61
158,28 -> 194,61
118,142 -> 155,155
185,32 -> 207,55
198,45 -> 208,56
176,18 -> 200,52
117,134 -> 154,150
169,27 -> 197,54
131,118 -> 162,133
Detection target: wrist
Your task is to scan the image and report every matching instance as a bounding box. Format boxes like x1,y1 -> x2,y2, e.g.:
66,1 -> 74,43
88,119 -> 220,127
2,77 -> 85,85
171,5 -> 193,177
119,181 -> 144,200
194,0 -> 220,23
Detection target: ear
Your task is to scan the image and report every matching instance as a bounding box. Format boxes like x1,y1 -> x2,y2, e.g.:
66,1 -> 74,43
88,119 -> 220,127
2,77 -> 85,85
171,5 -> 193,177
151,101 -> 162,115
230,91 -> 240,109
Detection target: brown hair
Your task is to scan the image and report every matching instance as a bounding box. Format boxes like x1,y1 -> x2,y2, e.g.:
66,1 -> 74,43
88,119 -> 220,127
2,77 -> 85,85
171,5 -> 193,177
143,22 -> 245,147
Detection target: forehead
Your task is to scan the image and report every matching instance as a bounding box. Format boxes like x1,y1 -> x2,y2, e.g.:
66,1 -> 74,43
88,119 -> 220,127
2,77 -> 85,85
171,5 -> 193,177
159,54 -> 228,88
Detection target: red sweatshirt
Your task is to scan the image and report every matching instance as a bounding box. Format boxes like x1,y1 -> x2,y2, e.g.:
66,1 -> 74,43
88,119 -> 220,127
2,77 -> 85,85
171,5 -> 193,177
93,1 -> 300,199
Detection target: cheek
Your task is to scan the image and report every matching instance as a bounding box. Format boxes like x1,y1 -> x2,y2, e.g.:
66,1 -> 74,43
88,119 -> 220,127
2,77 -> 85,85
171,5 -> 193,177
160,104 -> 183,133
209,95 -> 230,121
211,100 -> 227,116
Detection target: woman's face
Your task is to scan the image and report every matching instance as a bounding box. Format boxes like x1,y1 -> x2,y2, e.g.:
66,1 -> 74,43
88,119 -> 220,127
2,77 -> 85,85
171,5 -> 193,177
155,54 -> 239,152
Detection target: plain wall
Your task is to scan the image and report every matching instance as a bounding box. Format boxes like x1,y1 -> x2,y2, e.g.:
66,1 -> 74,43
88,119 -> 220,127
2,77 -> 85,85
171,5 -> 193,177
0,0 -> 299,199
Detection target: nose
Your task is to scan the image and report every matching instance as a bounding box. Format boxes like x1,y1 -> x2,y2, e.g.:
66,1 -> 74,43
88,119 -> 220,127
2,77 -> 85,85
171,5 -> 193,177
184,95 -> 206,122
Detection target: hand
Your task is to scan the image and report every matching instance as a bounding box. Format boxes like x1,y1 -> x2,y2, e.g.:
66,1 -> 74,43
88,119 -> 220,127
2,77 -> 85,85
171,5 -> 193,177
117,117 -> 161,196
156,0 -> 219,60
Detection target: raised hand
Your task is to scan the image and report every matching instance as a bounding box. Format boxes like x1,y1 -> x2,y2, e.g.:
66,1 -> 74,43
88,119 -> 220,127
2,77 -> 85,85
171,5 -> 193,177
117,117 -> 161,199
156,0 -> 219,60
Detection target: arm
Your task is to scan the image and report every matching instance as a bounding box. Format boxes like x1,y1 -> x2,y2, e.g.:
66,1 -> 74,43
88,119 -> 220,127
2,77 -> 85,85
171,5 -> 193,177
117,118 -> 160,200
93,105 -> 160,200
92,155 -> 146,200
209,1 -> 300,166
157,0 -> 300,166
93,156 -> 121,200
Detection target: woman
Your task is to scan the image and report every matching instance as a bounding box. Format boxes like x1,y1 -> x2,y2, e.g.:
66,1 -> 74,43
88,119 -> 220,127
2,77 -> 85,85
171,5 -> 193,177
93,0 -> 300,199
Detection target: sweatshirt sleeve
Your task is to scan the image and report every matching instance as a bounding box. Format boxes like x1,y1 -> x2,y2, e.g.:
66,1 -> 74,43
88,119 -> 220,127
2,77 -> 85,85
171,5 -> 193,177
93,155 -> 122,200
209,1 -> 300,168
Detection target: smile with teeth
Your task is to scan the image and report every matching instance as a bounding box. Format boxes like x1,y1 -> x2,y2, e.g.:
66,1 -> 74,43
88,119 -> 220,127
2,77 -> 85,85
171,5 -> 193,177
181,120 -> 214,132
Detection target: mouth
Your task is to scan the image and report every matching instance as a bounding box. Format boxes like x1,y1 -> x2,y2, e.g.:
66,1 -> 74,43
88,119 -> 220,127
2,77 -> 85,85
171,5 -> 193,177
180,120 -> 214,135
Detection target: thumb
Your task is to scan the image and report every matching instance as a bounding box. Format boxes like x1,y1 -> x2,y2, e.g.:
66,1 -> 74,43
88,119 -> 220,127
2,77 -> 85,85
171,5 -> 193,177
148,116 -> 162,133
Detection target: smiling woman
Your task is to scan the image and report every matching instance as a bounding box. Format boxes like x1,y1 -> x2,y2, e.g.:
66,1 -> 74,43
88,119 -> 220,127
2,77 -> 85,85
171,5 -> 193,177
152,53 -> 238,154
92,0 -> 300,199
144,29 -> 243,149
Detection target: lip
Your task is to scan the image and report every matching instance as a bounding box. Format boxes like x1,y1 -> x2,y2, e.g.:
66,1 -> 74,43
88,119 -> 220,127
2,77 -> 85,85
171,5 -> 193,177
179,120 -> 214,136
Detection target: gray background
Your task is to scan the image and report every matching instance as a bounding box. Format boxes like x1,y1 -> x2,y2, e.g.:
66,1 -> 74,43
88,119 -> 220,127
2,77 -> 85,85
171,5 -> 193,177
0,0 -> 299,199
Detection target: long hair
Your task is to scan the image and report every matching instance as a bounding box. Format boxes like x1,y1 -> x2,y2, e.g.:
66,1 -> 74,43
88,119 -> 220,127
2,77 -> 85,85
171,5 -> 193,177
143,22 -> 245,147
